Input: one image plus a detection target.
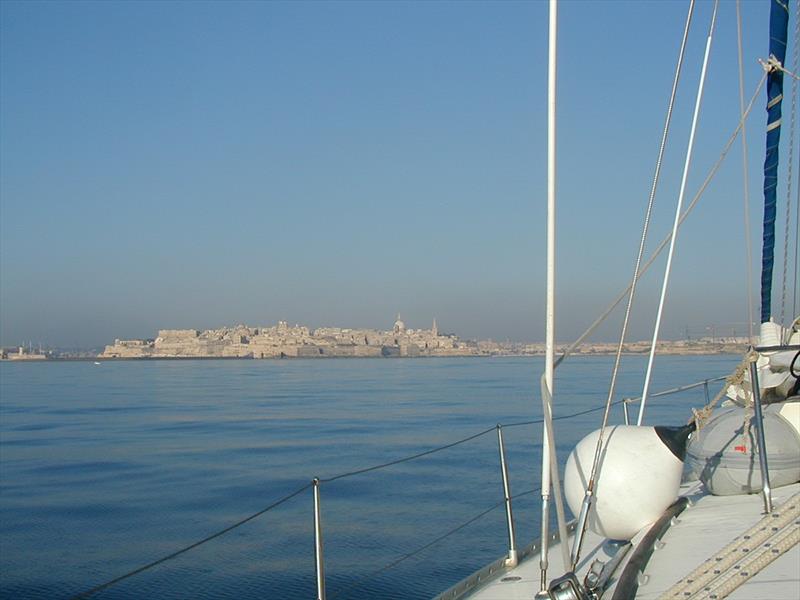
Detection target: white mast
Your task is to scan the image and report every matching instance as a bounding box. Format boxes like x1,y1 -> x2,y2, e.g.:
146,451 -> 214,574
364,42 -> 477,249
538,0 -> 559,593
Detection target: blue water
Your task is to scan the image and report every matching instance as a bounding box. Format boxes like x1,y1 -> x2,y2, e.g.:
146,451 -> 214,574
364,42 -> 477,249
0,355 -> 740,599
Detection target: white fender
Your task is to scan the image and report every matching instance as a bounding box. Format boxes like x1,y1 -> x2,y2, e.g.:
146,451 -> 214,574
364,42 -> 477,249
564,425 -> 684,540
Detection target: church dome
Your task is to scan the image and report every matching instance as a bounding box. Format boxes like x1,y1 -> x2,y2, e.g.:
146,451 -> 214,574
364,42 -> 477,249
393,314 -> 406,333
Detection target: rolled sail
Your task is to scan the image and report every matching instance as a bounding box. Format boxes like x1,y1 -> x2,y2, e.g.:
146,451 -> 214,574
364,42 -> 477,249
761,0 -> 790,323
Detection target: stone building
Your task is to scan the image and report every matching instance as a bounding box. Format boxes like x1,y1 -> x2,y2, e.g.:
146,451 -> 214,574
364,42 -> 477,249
101,316 -> 464,359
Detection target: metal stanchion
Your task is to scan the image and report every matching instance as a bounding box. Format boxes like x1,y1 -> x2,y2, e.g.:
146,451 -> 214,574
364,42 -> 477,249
703,379 -> 710,405
748,358 -> 773,514
622,399 -> 631,425
313,478 -> 326,600
496,425 -> 518,566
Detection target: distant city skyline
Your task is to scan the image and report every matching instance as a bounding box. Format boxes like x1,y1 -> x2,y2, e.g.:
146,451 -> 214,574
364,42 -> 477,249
1,0 -> 797,348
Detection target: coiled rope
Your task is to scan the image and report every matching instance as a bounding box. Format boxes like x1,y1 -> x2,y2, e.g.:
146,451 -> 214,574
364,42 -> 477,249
659,492 -> 800,599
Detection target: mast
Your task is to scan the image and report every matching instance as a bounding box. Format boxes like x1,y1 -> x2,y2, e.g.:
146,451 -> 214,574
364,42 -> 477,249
761,0 -> 790,324
538,0 -> 560,593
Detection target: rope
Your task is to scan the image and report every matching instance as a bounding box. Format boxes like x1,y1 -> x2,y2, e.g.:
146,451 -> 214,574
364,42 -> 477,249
690,352 -> 754,431
69,482 -> 313,599
761,56 -> 800,81
659,491 -> 800,599
781,0 -> 800,326
737,0 -> 755,342
701,525 -> 799,600
627,376 -> 727,405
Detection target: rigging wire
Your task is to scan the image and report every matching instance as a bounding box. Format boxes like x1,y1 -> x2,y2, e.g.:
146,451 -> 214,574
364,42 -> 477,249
603,0 -> 695,430
639,0 -> 720,423
737,0 -> 756,341
568,0 -> 697,570
795,131 -> 799,318
781,0 -> 799,326
792,0 -> 800,322
553,69 -> 767,371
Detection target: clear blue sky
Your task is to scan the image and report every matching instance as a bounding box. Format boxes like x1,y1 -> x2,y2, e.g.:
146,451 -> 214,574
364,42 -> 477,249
0,0 -> 795,348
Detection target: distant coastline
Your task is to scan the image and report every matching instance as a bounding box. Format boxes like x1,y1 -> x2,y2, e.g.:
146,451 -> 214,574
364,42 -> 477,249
94,317 -> 746,360
1,317 -> 749,361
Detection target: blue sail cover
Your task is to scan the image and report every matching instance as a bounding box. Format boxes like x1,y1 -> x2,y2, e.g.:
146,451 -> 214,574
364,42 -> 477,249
761,0 -> 790,324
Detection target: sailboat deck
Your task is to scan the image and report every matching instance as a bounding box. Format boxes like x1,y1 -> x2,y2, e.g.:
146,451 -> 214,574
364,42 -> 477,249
460,481 -> 800,600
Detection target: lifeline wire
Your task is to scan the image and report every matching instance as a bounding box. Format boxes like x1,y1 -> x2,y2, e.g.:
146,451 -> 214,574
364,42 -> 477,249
327,487 -> 541,600
70,482 -> 313,600
67,374 -> 730,599
320,426 -> 496,483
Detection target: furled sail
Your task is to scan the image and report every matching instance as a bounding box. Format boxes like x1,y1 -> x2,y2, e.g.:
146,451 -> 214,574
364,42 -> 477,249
761,0 -> 790,324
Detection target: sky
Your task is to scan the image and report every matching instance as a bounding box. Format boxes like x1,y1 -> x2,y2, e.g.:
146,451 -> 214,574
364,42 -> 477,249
0,0 -> 797,349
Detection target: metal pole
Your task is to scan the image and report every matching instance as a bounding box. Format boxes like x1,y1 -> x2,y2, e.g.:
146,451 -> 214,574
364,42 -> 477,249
639,0 -> 719,423
703,380 -> 710,405
747,359 -> 773,513
623,399 -> 631,425
313,478 -> 326,600
539,0 -> 557,592
497,425 -> 518,567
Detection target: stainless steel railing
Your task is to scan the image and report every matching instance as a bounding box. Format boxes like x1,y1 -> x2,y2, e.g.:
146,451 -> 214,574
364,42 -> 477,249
749,342 -> 800,514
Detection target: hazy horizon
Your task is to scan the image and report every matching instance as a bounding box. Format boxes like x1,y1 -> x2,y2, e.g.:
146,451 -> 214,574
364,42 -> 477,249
1,0 -> 796,349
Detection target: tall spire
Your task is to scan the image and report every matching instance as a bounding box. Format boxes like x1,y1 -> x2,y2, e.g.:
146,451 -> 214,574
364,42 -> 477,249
432,318 -> 438,336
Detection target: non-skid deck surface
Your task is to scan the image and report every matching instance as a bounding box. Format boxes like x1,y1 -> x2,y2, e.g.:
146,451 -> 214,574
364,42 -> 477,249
465,481 -> 800,600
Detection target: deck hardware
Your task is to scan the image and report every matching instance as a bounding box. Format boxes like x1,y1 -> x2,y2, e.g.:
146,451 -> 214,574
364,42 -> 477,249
748,355 -> 774,513
637,573 -> 650,586
496,425 -> 518,566
583,559 -> 604,590
312,478 -> 326,600
584,541 -> 632,598
547,571 -> 591,600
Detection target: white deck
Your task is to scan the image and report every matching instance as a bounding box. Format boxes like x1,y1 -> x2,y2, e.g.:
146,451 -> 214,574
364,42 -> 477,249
460,481 -> 800,600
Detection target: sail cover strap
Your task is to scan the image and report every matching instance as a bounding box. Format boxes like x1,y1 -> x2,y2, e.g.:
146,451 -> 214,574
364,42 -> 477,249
761,0 -> 790,324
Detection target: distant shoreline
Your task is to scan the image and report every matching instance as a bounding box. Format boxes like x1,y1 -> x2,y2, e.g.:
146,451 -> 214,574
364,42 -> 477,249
1,348 -> 748,363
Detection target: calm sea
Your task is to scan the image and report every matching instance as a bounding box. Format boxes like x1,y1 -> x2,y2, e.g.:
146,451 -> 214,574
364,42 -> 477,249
0,355 -> 740,599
